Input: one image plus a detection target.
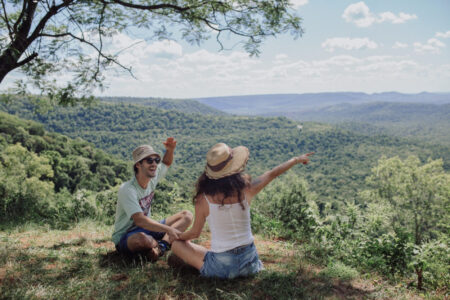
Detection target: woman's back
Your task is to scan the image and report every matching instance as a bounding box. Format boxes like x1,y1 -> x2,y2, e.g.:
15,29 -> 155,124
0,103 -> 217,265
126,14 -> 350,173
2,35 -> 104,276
204,193 -> 254,252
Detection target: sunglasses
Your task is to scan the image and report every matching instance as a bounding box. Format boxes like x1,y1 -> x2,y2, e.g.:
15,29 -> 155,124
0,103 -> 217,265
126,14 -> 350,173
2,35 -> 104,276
142,157 -> 161,164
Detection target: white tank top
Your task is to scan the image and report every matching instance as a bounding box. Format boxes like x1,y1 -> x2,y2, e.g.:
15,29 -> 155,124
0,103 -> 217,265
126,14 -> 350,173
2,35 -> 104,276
204,193 -> 254,253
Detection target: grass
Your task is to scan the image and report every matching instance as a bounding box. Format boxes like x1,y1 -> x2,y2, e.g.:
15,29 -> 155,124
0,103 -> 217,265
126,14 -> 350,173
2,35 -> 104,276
0,220 -> 444,300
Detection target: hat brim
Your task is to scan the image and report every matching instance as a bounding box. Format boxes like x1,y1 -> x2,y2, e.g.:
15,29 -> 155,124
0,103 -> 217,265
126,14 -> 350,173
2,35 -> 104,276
205,146 -> 249,179
134,151 -> 161,164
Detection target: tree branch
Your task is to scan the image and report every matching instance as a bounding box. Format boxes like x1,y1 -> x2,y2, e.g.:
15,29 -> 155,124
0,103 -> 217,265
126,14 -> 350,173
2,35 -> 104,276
94,3 -> 107,80
12,0 -> 27,33
15,52 -> 39,68
0,0 -> 12,37
38,32 -> 135,78
27,0 -> 75,48
101,0 -> 191,12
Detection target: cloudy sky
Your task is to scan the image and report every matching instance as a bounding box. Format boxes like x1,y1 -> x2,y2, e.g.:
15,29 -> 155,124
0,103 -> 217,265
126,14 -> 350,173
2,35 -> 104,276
4,0 -> 450,99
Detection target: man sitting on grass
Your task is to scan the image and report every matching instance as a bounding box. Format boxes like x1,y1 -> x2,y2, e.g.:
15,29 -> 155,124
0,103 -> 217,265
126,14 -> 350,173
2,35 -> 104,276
112,138 -> 192,261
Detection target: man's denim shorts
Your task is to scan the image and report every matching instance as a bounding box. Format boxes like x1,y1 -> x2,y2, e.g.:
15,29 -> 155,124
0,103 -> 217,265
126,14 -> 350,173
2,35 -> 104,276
116,219 -> 166,255
200,242 -> 263,279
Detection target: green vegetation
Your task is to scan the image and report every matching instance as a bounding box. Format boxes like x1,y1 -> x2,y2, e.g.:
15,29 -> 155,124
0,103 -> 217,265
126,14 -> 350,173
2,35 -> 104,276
101,97 -> 226,115
0,98 -> 448,298
0,221 -> 442,299
252,158 -> 449,292
1,1 -> 302,105
286,102 -> 450,146
2,97 -> 448,210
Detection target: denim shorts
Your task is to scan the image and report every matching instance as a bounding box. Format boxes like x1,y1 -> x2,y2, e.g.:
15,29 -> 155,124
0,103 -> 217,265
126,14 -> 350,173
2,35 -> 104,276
200,242 -> 263,279
116,219 -> 166,255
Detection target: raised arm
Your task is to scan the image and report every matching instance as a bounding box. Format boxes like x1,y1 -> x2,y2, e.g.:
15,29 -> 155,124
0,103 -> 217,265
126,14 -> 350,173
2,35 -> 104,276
162,137 -> 177,166
247,152 -> 314,201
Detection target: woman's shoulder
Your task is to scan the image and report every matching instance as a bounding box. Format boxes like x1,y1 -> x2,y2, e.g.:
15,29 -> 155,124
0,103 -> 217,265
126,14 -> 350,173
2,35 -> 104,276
194,193 -> 208,206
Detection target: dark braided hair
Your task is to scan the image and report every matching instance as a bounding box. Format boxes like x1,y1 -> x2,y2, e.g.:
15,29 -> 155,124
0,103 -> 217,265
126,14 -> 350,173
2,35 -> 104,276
193,172 -> 251,210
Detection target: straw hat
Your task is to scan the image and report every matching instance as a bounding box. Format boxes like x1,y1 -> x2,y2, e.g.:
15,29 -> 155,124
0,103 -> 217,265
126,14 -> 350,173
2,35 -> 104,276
132,145 -> 160,164
205,143 -> 249,179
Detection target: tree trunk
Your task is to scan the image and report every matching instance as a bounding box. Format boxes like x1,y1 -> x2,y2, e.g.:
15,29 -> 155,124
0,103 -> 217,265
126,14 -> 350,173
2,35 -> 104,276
415,267 -> 423,290
0,1 -> 38,85
0,51 -> 21,84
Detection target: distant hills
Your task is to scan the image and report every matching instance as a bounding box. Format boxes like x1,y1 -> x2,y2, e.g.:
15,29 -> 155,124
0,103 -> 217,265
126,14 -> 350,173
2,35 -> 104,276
101,96 -> 226,115
195,92 -> 450,145
1,97 -> 449,206
195,92 -> 450,115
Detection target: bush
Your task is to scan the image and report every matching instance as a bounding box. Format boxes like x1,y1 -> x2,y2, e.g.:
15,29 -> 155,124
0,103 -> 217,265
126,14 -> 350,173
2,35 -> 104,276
253,174 -> 318,240
319,261 -> 359,281
410,239 -> 450,289
95,186 -> 119,225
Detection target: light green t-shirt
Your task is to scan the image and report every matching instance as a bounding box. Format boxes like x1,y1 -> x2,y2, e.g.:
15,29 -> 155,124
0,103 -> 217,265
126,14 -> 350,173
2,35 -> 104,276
112,163 -> 169,245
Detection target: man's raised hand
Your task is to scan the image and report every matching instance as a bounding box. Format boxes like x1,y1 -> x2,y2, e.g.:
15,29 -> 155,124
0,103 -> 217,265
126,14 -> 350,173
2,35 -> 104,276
163,137 -> 177,151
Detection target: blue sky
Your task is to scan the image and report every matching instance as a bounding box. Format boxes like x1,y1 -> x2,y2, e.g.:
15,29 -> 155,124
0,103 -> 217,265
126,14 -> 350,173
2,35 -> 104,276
4,0 -> 450,98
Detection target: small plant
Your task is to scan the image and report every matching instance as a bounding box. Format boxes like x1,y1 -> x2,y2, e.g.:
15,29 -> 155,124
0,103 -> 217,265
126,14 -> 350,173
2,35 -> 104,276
319,261 -> 359,282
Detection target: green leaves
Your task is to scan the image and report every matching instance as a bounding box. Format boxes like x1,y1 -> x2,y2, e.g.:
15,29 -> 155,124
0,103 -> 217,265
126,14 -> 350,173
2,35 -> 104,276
366,156 -> 449,245
1,0 -> 303,104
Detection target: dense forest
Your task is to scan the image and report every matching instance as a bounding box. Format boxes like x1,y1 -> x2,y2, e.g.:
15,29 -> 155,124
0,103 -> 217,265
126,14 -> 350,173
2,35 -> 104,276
273,102 -> 450,146
100,97 -> 225,115
1,97 -> 448,210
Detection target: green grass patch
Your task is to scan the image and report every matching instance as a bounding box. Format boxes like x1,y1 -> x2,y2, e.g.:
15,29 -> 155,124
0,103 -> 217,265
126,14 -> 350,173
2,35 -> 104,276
0,221 -> 444,299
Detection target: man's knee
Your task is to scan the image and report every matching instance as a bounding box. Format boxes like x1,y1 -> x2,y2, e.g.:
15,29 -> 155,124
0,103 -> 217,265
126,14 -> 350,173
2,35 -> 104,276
129,232 -> 157,249
181,210 -> 193,223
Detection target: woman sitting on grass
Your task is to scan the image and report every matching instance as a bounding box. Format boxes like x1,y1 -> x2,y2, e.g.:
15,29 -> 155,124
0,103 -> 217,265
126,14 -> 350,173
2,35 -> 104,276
171,143 -> 313,279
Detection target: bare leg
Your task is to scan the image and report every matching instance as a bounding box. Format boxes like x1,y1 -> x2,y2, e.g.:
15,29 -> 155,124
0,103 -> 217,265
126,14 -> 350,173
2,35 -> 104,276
125,210 -> 193,260
171,240 -> 208,270
161,210 -> 193,244
126,232 -> 160,260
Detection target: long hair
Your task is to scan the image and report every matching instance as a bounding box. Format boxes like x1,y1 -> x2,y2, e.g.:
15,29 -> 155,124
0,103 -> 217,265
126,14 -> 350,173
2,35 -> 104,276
193,172 -> 251,209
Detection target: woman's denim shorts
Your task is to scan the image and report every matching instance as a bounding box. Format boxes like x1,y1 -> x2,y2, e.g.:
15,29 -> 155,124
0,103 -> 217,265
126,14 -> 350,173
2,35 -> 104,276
200,242 -> 263,279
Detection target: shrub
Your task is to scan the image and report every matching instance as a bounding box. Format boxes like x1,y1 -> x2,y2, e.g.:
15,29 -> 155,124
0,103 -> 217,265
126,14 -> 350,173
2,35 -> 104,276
319,261 -> 359,281
253,174 -> 318,240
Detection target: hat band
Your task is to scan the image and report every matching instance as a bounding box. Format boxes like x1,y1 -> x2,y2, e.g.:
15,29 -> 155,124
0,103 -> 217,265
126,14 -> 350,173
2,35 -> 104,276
207,149 -> 233,172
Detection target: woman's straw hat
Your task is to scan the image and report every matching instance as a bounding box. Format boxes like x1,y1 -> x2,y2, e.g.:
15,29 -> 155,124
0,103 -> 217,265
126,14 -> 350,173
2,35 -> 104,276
205,143 -> 249,179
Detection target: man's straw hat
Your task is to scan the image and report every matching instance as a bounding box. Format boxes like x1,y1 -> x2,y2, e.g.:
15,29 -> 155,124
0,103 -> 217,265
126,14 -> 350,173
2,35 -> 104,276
205,143 -> 249,179
132,145 -> 160,164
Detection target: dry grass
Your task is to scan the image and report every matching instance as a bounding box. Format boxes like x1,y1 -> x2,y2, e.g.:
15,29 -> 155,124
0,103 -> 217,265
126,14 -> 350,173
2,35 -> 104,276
0,221 -> 443,299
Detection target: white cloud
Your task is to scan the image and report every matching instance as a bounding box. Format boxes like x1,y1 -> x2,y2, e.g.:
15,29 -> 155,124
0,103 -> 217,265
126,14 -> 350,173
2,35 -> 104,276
393,42 -> 408,49
145,40 -> 183,58
99,45 -> 450,97
274,54 -> 289,64
378,12 -> 417,24
290,0 -> 308,9
342,2 -> 417,27
322,37 -> 378,52
414,38 -> 446,54
436,31 -> 450,39
342,2 -> 375,27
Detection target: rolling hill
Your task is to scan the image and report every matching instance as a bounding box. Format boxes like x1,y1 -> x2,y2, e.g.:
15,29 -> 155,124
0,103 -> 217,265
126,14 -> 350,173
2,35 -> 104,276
195,92 -> 450,115
1,97 -> 448,208
100,96 -> 226,115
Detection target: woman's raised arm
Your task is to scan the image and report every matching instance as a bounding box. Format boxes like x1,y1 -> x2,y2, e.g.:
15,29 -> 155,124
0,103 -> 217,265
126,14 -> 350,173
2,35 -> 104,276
246,152 -> 314,201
